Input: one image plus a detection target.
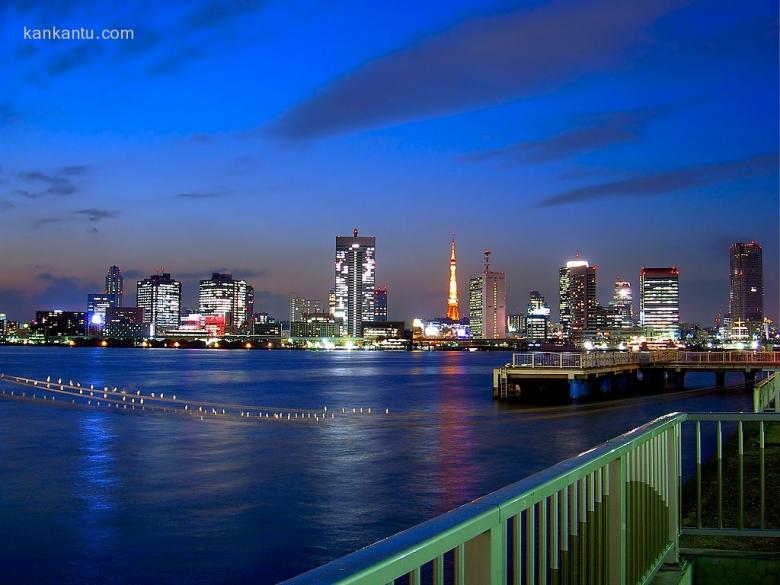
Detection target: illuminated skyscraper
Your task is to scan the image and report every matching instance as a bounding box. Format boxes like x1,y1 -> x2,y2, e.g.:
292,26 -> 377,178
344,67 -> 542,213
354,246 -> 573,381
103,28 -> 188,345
334,228 -> 376,337
136,273 -> 182,335
640,267 -> 680,340
199,273 -> 254,331
729,242 -> 763,327
290,297 -> 323,323
609,278 -> 634,328
86,293 -> 117,336
468,251 -> 506,339
105,265 -> 123,307
447,235 -> 459,320
559,258 -> 597,340
526,290 -> 550,341
373,286 -> 388,321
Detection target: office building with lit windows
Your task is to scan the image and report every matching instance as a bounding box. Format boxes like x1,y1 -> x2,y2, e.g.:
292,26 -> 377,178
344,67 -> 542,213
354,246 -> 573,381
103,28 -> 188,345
468,251 -> 506,339
526,290 -> 550,341
290,297 -> 323,323
609,279 -> 634,328
105,265 -> 124,307
199,273 -> 254,332
729,241 -> 763,329
373,287 -> 388,321
640,267 -> 680,341
136,273 -> 182,335
334,228 -> 376,337
559,259 -> 597,340
33,310 -> 87,339
86,293 -> 118,336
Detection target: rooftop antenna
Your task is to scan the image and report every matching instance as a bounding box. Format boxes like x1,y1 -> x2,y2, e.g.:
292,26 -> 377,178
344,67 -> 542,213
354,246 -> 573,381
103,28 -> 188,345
353,228 -> 359,238
484,249 -> 491,272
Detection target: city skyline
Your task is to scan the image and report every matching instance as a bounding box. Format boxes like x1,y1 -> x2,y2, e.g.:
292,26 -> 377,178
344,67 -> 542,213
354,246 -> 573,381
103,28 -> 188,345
1,0 -> 778,324
0,235 -> 776,330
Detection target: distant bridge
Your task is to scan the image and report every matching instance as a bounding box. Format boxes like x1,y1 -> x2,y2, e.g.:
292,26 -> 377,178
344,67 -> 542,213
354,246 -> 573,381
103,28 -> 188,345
494,351 -> 780,401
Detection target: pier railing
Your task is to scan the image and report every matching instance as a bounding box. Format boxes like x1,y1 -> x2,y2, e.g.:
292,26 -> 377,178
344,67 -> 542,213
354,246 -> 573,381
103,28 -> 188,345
753,372 -> 779,413
510,351 -> 780,370
283,411 -> 780,585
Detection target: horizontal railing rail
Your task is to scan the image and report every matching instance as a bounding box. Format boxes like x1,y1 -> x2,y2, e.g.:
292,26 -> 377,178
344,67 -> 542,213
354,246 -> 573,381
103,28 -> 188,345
753,371 -> 779,413
510,351 -> 780,370
283,411 -> 780,585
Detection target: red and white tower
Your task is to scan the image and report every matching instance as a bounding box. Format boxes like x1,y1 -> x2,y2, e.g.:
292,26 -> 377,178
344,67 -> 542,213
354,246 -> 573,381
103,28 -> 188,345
447,234 -> 459,320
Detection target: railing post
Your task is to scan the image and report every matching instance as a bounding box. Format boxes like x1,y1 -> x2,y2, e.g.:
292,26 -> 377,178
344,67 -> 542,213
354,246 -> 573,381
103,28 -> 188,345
608,455 -> 626,585
665,422 -> 680,564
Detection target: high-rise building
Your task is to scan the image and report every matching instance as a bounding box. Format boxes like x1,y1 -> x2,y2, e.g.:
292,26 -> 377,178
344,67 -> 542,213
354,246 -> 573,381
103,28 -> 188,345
468,251 -> 506,339
609,278 -> 634,328
199,273 -> 254,331
327,288 -> 336,317
373,286 -> 388,321
640,267 -> 680,340
526,290 -> 550,341
290,297 -> 323,323
105,265 -> 124,307
334,228 -> 376,337
86,293 -> 118,336
729,242 -> 763,328
447,235 -> 459,320
559,258 -> 597,340
136,273 -> 182,335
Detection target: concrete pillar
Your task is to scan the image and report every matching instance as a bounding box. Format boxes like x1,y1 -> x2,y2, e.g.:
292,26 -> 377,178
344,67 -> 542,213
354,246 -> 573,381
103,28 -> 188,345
569,379 -> 590,401
674,370 -> 685,390
715,371 -> 725,389
744,371 -> 756,391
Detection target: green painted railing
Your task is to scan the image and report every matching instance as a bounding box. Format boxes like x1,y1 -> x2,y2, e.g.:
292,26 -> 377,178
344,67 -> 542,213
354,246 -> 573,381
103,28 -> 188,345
283,412 -> 780,585
753,371 -> 779,413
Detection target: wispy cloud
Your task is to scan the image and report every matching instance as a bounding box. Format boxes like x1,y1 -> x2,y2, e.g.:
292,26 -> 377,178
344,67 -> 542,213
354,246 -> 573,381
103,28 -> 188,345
73,208 -> 116,222
463,107 -> 664,164
538,152 -> 779,207
272,0 -> 685,139
33,217 -> 62,229
16,165 -> 88,197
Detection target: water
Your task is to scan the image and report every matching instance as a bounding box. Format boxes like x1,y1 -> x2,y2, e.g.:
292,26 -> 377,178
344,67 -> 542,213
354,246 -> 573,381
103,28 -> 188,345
0,347 -> 752,584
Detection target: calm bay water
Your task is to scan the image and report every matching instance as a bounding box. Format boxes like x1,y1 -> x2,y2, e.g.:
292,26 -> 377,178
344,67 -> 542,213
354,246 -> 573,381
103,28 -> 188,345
0,347 -> 751,584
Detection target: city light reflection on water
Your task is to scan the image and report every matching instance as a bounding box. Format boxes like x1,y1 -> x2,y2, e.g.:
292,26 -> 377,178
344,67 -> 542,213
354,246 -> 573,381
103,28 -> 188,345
0,347 -> 752,584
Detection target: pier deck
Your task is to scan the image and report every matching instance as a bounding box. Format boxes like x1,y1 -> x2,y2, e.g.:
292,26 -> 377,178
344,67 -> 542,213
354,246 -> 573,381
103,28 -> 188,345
494,350 -> 780,401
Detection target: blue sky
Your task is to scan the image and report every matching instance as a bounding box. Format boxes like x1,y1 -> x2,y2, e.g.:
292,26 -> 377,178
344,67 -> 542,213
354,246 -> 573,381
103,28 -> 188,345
1,0 -> 777,323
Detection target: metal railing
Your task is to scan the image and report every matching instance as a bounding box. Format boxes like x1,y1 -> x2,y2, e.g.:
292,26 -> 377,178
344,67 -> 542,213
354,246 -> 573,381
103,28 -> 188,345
753,372 -> 779,413
283,412 -> 780,585
510,351 -> 780,370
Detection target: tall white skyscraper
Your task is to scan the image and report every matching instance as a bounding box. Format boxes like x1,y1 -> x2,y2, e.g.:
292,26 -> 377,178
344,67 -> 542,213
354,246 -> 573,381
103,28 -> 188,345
468,251 -> 506,339
640,267 -> 680,340
136,273 -> 182,335
334,228 -> 376,337
199,273 -> 254,331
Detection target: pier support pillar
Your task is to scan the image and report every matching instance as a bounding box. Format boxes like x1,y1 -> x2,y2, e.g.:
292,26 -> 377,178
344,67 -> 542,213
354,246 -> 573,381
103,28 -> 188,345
715,371 -> 726,389
674,370 -> 685,390
744,371 -> 756,391
569,379 -> 592,401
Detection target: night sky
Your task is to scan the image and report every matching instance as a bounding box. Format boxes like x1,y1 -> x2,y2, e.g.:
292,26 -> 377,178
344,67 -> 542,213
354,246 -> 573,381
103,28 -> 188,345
1,0 -> 778,324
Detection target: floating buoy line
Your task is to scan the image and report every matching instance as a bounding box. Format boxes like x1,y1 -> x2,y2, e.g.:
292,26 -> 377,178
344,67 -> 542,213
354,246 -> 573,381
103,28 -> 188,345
0,373 -> 390,424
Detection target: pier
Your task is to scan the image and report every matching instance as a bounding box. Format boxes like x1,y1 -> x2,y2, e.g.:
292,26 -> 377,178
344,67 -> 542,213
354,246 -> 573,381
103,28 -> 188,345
493,351 -> 780,401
